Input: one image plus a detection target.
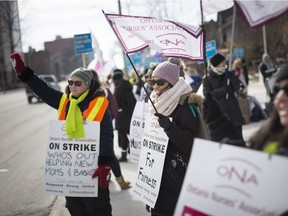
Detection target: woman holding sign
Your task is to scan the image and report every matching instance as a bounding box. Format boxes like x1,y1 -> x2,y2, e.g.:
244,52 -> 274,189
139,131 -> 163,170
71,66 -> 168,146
147,61 -> 203,216
10,53 -> 114,216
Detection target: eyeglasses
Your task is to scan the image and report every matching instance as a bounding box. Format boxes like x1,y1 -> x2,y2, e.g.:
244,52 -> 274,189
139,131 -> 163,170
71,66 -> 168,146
68,80 -> 82,87
150,79 -> 166,86
273,84 -> 288,96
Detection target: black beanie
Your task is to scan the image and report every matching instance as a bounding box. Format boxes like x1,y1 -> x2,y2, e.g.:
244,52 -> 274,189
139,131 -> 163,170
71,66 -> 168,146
210,53 -> 226,67
276,64 -> 288,83
112,69 -> 124,80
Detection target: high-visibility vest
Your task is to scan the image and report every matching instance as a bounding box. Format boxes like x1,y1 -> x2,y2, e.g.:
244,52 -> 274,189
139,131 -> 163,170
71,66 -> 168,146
57,94 -> 109,122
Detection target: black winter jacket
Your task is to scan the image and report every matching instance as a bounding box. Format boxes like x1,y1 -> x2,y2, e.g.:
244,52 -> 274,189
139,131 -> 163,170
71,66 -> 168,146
153,93 -> 202,215
113,79 -> 136,130
203,69 -> 245,127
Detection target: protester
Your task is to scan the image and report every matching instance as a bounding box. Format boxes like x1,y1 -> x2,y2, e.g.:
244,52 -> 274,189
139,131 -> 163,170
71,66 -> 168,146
147,61 -> 203,216
203,65 -> 288,216
241,57 -> 249,86
203,53 -> 245,141
258,53 -> 278,114
10,53 -> 114,216
249,64 -> 288,156
92,70 -> 131,190
139,64 -> 157,102
258,53 -> 278,85
112,69 -> 136,162
232,57 -> 248,95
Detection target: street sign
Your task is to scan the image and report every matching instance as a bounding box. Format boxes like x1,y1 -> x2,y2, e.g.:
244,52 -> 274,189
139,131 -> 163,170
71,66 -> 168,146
206,40 -> 217,61
233,48 -> 245,58
198,40 -> 217,64
74,33 -> 93,54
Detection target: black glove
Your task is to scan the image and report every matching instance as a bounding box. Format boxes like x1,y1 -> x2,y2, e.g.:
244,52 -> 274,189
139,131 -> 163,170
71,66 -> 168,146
155,112 -> 173,131
225,84 -> 234,94
203,93 -> 224,123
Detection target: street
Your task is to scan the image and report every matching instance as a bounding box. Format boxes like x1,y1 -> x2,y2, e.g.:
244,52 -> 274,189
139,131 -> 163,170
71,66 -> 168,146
0,89 -> 56,216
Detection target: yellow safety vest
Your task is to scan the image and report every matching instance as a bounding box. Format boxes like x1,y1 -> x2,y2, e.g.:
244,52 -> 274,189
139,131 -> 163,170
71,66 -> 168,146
57,94 -> 109,122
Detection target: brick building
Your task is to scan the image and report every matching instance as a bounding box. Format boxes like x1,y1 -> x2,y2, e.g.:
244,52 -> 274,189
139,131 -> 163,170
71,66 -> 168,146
25,36 -> 94,81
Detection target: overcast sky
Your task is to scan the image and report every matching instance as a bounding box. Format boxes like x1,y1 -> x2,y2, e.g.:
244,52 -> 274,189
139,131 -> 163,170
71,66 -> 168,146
18,0 -> 216,61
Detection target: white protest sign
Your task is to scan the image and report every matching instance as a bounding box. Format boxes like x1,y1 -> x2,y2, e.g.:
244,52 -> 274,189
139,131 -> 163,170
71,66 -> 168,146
132,114 -> 169,208
129,101 -> 149,163
45,120 -> 100,197
174,138 -> 288,216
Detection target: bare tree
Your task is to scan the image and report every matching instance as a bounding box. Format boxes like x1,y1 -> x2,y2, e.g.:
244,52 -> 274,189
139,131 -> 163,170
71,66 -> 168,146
0,0 -> 22,90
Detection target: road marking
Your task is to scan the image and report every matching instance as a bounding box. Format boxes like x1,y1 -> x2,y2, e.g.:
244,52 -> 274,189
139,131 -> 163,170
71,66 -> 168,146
0,169 -> 8,172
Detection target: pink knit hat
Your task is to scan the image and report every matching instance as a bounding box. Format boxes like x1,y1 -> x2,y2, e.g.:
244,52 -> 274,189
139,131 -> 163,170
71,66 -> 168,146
152,61 -> 180,85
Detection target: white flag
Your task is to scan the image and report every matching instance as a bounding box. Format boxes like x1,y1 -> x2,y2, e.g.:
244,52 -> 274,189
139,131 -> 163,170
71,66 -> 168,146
235,0 -> 288,27
104,13 -> 204,61
202,0 -> 234,16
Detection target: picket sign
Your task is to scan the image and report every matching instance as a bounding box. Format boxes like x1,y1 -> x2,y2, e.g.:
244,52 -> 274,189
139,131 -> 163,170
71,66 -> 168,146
45,120 -> 100,197
174,138 -> 288,216
129,101 -> 149,163
132,114 -> 169,208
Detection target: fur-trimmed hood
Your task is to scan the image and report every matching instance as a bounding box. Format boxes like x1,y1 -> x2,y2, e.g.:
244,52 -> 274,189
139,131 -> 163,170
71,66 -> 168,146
178,92 -> 204,113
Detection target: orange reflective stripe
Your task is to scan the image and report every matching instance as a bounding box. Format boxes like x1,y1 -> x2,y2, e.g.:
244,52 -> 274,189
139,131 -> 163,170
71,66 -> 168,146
85,97 -> 109,122
57,94 -> 69,120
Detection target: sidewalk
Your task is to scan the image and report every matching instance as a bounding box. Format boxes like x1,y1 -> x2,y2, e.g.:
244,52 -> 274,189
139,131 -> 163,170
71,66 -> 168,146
49,80 -> 267,216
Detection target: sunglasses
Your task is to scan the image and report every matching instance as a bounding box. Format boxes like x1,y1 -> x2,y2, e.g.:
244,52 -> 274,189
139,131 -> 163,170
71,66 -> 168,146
150,79 -> 166,86
68,80 -> 82,87
273,84 -> 288,96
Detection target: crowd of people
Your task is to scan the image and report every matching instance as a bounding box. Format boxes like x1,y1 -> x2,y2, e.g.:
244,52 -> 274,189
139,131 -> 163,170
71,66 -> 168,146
9,51 -> 288,215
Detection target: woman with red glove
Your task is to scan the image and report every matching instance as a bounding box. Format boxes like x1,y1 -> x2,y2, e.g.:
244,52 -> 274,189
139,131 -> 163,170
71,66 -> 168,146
10,53 -> 114,216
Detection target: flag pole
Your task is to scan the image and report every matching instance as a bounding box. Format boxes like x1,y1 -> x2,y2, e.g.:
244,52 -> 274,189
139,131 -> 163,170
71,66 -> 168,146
262,25 -> 267,53
200,0 -> 207,76
126,54 -> 158,113
228,5 -> 236,71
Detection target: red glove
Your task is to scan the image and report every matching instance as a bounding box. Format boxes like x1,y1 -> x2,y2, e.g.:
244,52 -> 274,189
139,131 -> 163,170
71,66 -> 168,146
10,53 -> 26,75
92,165 -> 111,188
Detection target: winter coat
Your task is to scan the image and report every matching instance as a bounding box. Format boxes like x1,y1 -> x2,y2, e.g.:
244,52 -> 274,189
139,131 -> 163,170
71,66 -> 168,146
106,87 -> 118,120
203,69 -> 245,128
113,79 -> 136,130
153,93 -> 203,215
259,62 -> 277,80
18,67 -> 114,165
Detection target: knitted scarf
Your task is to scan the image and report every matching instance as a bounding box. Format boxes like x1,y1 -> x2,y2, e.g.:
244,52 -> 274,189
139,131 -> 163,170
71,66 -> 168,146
149,77 -> 192,116
66,89 -> 89,138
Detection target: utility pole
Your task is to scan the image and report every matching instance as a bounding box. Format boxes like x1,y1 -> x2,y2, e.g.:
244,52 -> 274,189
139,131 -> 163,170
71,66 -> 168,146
118,0 -> 122,15
117,0 -> 128,75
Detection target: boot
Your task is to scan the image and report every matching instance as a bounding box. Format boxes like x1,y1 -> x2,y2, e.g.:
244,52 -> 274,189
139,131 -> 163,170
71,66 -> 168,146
116,176 -> 131,190
118,152 -> 127,162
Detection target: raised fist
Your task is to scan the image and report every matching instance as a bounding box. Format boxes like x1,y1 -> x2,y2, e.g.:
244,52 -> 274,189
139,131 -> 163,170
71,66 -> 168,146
10,53 -> 26,75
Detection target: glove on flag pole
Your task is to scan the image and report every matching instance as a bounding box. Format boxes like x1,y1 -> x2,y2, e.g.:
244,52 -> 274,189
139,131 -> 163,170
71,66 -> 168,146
103,11 -> 204,61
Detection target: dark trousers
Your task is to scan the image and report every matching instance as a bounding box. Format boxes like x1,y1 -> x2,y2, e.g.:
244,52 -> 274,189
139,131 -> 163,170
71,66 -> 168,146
65,187 -> 112,216
111,153 -> 122,178
117,129 -> 129,151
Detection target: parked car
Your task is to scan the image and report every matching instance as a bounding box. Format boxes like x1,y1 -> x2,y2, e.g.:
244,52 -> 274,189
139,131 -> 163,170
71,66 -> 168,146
25,74 -> 61,104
